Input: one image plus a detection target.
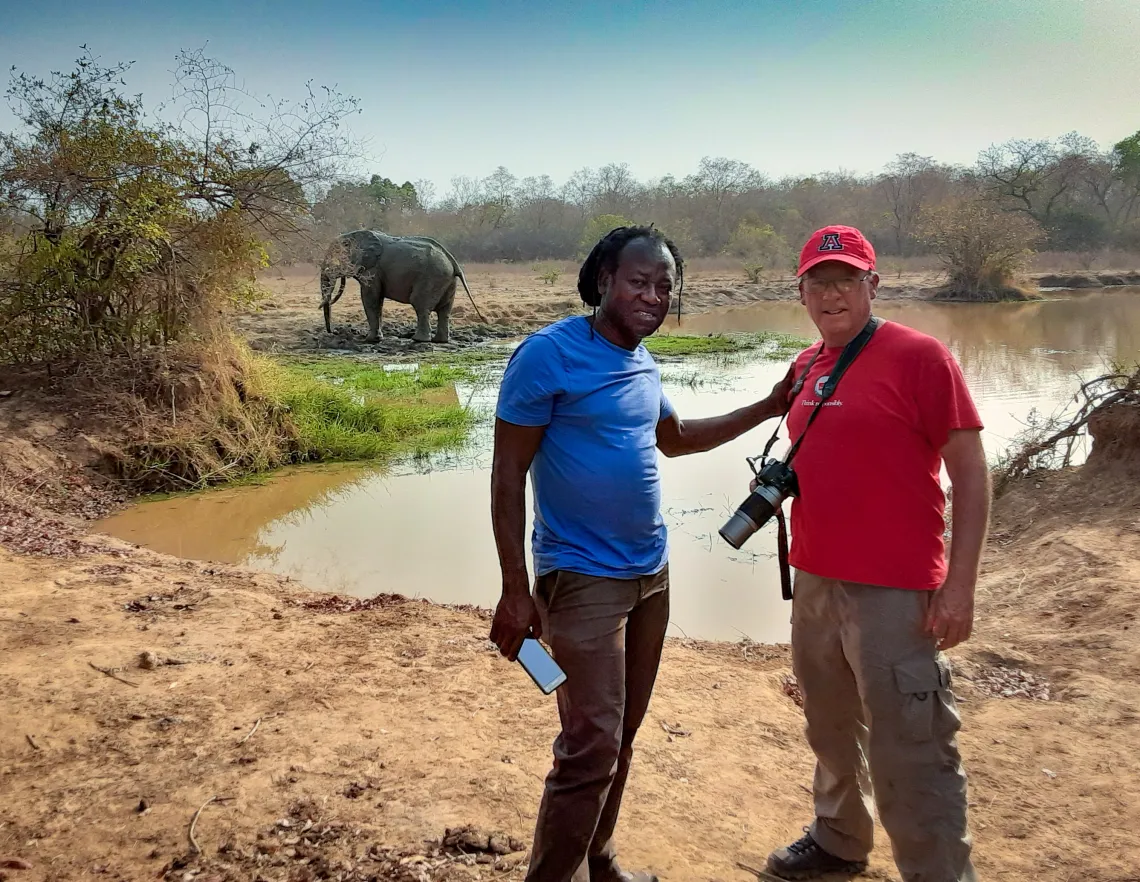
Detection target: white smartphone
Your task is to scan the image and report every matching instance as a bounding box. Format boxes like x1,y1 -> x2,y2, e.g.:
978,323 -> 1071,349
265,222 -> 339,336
517,637 -> 567,694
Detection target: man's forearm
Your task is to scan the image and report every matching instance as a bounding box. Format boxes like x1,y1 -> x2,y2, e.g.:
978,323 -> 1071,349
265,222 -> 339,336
946,467 -> 991,585
491,470 -> 530,595
666,398 -> 784,456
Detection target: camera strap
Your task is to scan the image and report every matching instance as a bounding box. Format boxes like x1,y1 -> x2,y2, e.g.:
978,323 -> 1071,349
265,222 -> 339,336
784,314 -> 882,465
763,315 -> 883,602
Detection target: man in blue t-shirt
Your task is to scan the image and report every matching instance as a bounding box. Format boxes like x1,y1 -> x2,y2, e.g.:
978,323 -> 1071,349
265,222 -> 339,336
490,225 -> 795,882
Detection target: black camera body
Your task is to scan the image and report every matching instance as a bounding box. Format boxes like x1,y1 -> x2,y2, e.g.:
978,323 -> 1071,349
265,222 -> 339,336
718,455 -> 799,550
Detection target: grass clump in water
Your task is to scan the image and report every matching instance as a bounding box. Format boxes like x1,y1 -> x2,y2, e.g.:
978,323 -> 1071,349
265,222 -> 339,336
645,331 -> 809,360
255,356 -> 476,462
276,356 -> 474,395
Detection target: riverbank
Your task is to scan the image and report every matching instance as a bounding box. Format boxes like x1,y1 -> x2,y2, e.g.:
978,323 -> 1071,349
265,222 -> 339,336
2,446 -> 1139,881
0,339 -> 483,519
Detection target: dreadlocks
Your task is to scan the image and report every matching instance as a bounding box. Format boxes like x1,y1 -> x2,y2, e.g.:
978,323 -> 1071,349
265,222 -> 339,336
576,225 -> 685,317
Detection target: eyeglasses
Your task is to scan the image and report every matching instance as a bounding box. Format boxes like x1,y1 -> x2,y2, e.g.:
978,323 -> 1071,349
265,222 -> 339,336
801,273 -> 872,296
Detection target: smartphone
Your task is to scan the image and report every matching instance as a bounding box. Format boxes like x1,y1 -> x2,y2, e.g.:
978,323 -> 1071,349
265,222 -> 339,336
516,637 -> 567,694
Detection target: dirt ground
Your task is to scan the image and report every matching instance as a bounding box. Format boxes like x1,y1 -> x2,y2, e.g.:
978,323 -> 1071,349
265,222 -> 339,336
3,262 -> 1140,881
235,262 -> 1140,357
234,263 -> 955,355
2,458 -> 1140,882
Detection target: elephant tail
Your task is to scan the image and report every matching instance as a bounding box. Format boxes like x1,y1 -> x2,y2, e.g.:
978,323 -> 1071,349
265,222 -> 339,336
424,237 -> 485,324
454,265 -> 485,324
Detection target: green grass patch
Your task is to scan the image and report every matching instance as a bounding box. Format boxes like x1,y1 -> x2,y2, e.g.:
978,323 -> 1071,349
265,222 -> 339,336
645,331 -> 809,360
254,355 -> 477,463
275,355 -> 476,395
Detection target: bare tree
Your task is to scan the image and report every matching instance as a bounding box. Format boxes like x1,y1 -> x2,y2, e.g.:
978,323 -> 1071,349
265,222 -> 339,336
976,136 -> 1088,228
684,156 -> 764,252
481,165 -> 517,229
413,178 -> 437,211
162,47 -> 362,241
877,153 -> 951,255
591,162 -> 640,217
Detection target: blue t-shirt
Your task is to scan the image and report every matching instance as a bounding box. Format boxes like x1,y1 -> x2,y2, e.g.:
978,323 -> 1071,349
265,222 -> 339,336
495,315 -> 675,580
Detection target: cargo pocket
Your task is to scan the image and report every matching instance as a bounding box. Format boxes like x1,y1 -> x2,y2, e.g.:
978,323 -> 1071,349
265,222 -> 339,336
892,655 -> 952,742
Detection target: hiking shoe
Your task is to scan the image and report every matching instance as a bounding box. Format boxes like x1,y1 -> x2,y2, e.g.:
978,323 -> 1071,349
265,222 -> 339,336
766,829 -> 867,880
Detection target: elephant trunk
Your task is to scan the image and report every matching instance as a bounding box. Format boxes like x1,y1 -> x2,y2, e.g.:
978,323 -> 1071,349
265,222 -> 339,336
319,269 -> 335,333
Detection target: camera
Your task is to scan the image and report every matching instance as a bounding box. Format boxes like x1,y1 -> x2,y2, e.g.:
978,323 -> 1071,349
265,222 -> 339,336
718,456 -> 799,550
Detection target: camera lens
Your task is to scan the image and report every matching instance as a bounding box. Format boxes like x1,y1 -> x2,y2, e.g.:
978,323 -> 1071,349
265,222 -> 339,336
718,487 -> 780,549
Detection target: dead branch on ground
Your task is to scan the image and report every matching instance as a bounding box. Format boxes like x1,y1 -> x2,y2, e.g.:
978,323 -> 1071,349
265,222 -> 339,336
88,661 -> 140,688
188,794 -> 234,855
993,366 -> 1139,496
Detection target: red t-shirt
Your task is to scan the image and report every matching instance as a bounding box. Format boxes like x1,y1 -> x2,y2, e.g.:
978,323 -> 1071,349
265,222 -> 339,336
784,320 -> 983,590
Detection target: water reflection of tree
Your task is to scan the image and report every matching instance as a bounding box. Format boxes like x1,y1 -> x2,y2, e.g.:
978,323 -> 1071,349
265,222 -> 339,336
879,294 -> 1140,394
100,464 -> 382,565
238,466 -> 390,562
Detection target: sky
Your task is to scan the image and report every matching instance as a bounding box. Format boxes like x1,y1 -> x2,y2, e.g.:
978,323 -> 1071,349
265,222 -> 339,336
1,0 -> 1138,198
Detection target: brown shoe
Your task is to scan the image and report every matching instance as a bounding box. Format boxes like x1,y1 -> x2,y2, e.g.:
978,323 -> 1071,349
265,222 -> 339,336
766,829 -> 867,880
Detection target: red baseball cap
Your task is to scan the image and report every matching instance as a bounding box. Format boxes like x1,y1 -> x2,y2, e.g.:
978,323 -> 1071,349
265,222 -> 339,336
797,225 -> 876,277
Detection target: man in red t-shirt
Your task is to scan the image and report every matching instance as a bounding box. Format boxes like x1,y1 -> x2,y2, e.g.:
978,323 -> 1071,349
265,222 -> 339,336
761,225 -> 990,882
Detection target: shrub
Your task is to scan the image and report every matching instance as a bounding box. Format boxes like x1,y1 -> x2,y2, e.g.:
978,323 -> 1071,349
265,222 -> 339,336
99,336 -> 474,492
725,221 -> 792,270
533,263 -> 562,285
915,197 -> 1044,300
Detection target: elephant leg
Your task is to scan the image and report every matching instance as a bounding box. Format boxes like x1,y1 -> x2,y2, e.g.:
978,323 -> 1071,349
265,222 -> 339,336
405,278 -> 436,343
433,280 -> 457,344
362,284 -> 383,343
412,302 -> 433,343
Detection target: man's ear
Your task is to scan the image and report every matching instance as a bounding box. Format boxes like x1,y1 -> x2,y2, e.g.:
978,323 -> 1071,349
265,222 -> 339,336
869,271 -> 880,301
797,279 -> 806,306
597,270 -> 612,303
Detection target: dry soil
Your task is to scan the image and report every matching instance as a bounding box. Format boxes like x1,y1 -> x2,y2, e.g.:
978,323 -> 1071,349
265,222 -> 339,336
2,265 -> 1140,882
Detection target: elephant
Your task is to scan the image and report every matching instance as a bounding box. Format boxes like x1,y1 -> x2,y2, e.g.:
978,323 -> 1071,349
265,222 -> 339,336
318,229 -> 484,344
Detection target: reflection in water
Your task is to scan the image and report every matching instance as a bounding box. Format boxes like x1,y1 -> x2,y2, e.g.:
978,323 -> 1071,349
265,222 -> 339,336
93,290 -> 1140,643
97,463 -> 386,563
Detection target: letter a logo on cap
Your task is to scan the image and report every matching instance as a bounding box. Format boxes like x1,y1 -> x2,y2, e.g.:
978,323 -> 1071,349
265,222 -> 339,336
818,232 -> 843,252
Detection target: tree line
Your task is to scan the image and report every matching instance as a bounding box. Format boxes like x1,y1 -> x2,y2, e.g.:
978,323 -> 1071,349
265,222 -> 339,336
298,133 -> 1140,271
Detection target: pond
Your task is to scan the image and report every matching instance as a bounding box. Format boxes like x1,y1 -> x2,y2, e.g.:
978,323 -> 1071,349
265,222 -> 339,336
92,288 -> 1140,643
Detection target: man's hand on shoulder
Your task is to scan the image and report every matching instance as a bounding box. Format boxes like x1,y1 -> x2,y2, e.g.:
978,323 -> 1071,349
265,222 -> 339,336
767,362 -> 796,415
923,575 -> 975,651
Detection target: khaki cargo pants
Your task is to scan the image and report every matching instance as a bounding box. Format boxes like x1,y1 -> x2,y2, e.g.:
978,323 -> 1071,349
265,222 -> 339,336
524,565 -> 670,882
791,570 -> 977,882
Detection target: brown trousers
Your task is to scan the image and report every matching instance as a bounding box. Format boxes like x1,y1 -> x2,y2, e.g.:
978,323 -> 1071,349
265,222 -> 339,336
791,570 -> 977,882
524,565 -> 670,882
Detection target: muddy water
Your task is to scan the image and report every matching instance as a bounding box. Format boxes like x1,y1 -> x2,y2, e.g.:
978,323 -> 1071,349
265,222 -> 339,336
94,289 -> 1140,643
